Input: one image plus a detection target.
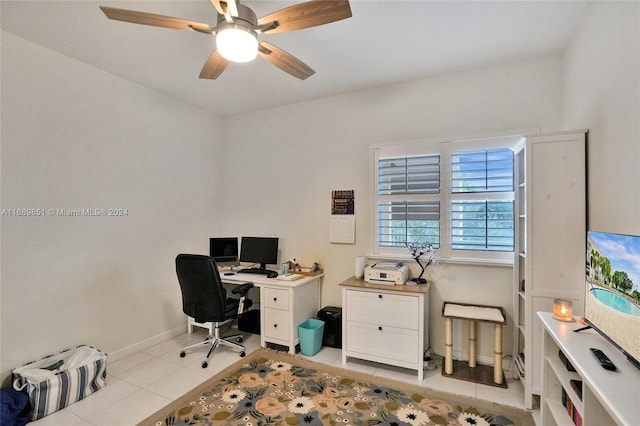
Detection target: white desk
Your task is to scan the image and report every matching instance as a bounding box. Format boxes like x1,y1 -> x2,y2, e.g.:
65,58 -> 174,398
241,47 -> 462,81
223,272 -> 323,354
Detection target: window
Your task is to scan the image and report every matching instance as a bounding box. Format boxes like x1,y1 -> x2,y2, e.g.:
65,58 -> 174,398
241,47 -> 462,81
377,155 -> 440,248
371,136 -> 518,263
450,200 -> 514,251
451,149 -> 514,193
378,156 -> 440,195
450,148 -> 514,252
378,201 -> 440,248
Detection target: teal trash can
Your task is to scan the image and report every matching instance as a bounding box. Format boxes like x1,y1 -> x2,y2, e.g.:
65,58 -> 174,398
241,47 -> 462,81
298,319 -> 325,356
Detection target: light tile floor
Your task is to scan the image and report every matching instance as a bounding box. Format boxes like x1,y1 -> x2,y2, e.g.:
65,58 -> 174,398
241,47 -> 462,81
32,329 -> 539,425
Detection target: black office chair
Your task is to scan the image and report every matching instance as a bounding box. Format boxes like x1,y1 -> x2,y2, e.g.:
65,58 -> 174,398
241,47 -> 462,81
176,254 -> 254,368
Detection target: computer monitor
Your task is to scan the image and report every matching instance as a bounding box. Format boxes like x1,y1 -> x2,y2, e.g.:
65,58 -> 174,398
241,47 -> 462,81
209,237 -> 239,267
240,237 -> 279,270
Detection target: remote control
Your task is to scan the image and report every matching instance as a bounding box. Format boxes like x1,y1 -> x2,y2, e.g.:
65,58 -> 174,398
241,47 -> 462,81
590,348 -> 617,371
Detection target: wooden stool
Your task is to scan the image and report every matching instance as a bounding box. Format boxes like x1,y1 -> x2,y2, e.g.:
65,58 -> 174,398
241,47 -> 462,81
442,302 -> 507,388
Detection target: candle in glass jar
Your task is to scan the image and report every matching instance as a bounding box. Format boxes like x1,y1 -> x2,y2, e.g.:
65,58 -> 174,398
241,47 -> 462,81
553,299 -> 573,321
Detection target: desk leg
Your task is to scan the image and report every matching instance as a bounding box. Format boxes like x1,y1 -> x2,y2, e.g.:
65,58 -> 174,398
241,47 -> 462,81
469,320 -> 477,368
259,287 -> 267,350
445,317 -> 453,374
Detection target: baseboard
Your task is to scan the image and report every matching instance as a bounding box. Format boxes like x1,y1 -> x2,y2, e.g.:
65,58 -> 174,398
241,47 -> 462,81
107,326 -> 185,363
0,327 -> 187,387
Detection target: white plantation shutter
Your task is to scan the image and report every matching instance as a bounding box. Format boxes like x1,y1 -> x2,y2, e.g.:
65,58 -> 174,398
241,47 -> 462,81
378,200 -> 440,247
450,148 -> 514,251
450,200 -> 515,251
372,136 -> 519,261
451,149 -> 514,193
378,155 -> 440,195
377,154 -> 441,248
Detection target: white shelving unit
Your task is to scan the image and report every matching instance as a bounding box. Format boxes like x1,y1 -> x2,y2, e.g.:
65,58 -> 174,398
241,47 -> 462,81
512,130 -> 587,408
539,311 -> 639,425
513,142 -> 527,390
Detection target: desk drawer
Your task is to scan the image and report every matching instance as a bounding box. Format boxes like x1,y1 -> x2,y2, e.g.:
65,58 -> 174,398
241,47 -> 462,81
345,289 -> 419,330
263,308 -> 290,341
263,288 -> 289,310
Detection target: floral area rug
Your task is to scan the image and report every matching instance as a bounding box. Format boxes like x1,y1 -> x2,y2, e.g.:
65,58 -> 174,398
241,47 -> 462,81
139,348 -> 533,426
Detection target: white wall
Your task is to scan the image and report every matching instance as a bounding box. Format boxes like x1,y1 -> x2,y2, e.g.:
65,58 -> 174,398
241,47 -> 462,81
563,2 -> 640,235
220,56 -> 564,360
0,32 -> 223,382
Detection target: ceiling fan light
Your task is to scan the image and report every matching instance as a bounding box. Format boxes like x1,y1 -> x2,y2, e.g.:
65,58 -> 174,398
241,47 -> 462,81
216,25 -> 258,63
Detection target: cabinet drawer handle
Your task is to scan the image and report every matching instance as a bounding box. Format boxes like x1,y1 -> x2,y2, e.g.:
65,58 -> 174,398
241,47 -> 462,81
378,326 -> 383,331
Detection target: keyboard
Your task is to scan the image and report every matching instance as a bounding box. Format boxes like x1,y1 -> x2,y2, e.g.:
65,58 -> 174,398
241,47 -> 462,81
240,268 -> 269,275
239,268 -> 278,278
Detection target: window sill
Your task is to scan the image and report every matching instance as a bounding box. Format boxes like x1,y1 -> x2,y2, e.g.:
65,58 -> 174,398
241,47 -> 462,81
366,253 -> 514,268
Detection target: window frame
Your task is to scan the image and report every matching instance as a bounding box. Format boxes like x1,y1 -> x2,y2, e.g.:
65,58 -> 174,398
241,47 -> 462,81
370,134 -> 522,265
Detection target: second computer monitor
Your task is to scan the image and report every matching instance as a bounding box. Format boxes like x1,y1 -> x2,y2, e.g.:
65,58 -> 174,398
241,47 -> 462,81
210,237 -> 239,267
240,237 -> 278,270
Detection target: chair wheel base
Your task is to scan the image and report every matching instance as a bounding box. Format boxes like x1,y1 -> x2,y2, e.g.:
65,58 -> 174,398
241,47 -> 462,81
180,351 -> 185,358
239,351 -> 246,357
202,361 -> 208,368
237,337 -> 243,343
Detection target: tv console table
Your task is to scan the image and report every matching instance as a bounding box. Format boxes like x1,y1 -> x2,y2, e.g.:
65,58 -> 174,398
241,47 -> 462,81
538,311 -> 639,425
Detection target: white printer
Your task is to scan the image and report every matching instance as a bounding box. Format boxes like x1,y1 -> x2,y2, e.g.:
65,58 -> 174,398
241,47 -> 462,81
364,263 -> 409,285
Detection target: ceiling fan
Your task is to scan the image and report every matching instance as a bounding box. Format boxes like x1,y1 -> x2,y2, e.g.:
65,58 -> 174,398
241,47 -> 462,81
99,0 -> 352,80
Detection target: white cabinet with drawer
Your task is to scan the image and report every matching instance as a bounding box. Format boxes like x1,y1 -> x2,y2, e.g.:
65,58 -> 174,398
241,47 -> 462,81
263,287 -> 291,341
259,277 -> 321,354
340,277 -> 430,380
264,287 -> 290,310
263,307 -> 290,341
224,273 -> 323,355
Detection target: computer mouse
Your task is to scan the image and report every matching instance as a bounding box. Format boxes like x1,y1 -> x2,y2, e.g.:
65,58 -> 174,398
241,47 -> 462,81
223,272 -> 235,276
266,271 -> 278,278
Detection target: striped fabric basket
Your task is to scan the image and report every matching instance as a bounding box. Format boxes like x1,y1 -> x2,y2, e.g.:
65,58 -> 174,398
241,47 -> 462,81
12,345 -> 107,421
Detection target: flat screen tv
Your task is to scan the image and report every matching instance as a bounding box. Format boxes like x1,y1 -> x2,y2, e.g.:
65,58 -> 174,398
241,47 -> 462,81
239,237 -> 279,271
585,230 -> 640,369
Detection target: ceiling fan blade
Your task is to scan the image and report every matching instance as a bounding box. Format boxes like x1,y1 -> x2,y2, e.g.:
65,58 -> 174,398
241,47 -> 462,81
224,0 -> 239,18
209,0 -> 225,15
209,0 -> 238,21
199,51 -> 229,79
99,6 -> 211,32
258,42 -> 315,80
258,0 -> 351,34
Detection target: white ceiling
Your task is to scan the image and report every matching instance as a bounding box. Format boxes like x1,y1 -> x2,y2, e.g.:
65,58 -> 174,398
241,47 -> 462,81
1,1 -> 589,117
